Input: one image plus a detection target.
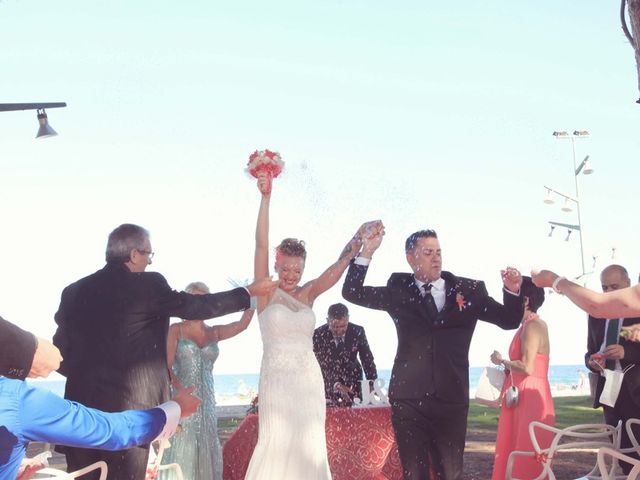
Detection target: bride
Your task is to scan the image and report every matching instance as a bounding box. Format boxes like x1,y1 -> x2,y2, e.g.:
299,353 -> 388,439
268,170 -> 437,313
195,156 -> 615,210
244,172 -> 367,480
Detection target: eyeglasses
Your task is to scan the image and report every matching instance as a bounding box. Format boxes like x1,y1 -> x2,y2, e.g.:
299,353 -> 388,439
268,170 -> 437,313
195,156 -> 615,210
137,249 -> 155,260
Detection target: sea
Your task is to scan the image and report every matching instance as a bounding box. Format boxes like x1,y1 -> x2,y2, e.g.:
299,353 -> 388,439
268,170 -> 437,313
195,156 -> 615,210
28,365 -> 590,405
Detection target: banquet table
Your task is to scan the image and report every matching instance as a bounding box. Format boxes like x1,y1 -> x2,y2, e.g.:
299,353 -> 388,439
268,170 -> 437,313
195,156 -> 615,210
223,405 -> 403,480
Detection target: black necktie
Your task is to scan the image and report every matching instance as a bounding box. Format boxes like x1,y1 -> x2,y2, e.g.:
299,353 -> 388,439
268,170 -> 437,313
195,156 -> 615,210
422,283 -> 439,319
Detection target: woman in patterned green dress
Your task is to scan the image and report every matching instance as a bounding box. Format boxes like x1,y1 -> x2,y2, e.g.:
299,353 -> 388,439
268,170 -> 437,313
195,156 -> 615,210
160,282 -> 255,480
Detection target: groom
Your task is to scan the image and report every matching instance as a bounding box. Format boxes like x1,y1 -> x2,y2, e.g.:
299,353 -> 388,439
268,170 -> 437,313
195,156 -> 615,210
342,224 -> 523,480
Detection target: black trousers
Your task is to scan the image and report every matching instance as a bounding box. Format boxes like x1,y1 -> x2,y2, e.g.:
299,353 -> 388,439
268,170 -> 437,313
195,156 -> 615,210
602,383 -> 640,475
391,396 -> 468,480
65,444 -> 150,480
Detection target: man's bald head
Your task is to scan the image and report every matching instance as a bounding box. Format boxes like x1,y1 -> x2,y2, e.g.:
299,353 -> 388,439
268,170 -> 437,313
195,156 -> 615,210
600,264 -> 631,293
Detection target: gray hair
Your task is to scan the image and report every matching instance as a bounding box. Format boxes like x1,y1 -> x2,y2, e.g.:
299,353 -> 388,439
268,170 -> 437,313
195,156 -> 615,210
105,224 -> 150,264
185,281 -> 210,294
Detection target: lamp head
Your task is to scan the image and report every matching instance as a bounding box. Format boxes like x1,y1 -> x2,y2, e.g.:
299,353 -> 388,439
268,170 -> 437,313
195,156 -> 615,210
36,108 -> 58,139
543,189 -> 555,204
582,158 -> 594,175
561,198 -> 573,212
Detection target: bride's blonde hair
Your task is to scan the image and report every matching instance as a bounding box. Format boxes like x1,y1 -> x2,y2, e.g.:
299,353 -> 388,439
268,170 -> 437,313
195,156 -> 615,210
275,238 -> 307,261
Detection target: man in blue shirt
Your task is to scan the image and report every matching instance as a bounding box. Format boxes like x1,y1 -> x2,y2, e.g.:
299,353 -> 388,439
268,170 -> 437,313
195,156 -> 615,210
0,376 -> 198,479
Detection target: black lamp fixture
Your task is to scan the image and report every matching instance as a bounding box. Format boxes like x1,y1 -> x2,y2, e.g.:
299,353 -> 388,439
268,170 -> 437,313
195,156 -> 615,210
0,102 -> 67,138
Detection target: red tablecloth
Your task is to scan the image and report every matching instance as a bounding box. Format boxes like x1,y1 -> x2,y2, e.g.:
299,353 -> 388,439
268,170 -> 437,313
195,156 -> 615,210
223,406 -> 403,480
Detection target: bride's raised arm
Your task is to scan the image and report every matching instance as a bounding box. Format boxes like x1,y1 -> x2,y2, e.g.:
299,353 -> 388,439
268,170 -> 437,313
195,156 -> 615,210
254,173 -> 272,309
305,222 -> 377,304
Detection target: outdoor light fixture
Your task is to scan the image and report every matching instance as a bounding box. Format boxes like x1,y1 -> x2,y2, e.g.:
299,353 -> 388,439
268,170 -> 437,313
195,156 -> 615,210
35,109 -> 58,139
0,102 -> 67,138
543,130 -> 593,282
580,157 -> 594,175
573,130 -> 590,137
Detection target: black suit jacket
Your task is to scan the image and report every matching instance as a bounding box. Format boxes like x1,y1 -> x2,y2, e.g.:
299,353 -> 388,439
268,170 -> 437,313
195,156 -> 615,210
0,316 -> 37,380
53,262 -> 250,412
343,263 -> 523,403
313,322 -> 378,401
585,315 -> 640,408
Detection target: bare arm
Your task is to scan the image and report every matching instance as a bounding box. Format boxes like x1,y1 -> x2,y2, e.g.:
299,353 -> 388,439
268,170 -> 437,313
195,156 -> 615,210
254,174 -> 271,309
305,230 -> 363,304
305,221 -> 384,304
503,321 -> 546,375
532,270 -> 640,318
166,325 -> 183,390
208,309 -> 255,342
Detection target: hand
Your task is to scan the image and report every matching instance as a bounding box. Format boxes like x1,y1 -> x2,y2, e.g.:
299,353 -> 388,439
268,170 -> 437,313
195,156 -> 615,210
603,344 -> 625,360
28,337 -> 63,378
530,269 -> 559,288
357,220 -> 384,241
589,353 -> 605,370
360,223 -> 385,257
490,350 -> 503,366
621,324 -> 640,343
16,454 -> 49,479
246,277 -> 279,297
257,172 -> 272,197
501,267 -> 522,294
172,385 -> 202,418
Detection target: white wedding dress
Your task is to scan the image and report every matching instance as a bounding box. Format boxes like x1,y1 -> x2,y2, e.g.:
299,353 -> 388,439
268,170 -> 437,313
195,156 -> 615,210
244,289 -> 332,480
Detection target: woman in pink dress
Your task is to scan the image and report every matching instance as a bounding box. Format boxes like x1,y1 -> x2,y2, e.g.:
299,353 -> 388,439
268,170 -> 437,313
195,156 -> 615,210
490,278 -> 555,480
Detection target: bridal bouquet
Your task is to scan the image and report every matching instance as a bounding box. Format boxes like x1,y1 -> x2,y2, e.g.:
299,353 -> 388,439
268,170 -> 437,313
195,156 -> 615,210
246,149 -> 284,195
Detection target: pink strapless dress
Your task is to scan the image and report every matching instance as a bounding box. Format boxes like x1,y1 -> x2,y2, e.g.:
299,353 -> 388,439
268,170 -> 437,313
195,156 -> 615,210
491,319 -> 555,480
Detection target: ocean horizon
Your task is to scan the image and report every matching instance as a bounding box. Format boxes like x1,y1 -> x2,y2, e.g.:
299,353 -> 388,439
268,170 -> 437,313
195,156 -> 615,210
29,364 -> 590,405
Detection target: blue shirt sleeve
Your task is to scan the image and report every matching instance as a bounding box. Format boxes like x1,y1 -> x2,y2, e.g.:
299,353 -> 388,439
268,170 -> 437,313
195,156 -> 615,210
17,380 -> 166,449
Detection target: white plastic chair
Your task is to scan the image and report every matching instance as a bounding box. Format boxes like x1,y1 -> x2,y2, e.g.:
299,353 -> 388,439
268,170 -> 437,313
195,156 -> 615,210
145,438 -> 184,480
627,418 -> 640,451
597,447 -> 640,480
505,421 -> 623,480
597,418 -> 640,479
33,460 -> 108,479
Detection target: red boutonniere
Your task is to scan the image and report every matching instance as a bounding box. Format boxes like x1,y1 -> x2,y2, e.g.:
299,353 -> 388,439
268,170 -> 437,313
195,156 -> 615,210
456,293 -> 466,311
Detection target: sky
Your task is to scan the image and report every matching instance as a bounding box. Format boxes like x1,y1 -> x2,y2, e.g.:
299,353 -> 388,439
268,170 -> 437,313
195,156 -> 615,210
1,0 -> 639,375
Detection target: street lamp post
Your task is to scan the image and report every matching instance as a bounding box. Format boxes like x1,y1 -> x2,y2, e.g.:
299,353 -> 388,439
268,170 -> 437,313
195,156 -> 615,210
545,130 -> 593,282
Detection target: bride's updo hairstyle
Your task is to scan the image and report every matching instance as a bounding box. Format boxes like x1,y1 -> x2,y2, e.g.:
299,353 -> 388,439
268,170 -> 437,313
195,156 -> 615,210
275,238 -> 307,262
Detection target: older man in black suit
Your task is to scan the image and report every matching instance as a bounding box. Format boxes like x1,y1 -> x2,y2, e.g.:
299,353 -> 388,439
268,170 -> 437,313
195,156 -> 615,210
585,264 -> 640,474
313,303 -> 378,406
342,224 -> 523,480
53,223 -> 277,480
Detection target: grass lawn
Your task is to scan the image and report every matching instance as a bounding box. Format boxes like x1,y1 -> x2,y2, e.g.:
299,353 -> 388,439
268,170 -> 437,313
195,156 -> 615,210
467,395 -> 603,435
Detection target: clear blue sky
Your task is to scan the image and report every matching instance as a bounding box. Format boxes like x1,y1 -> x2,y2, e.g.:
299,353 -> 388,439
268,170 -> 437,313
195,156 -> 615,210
1,0 -> 638,374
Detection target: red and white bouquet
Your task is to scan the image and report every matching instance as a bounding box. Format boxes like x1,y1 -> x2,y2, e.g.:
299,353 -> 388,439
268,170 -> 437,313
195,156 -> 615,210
246,149 -> 284,195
